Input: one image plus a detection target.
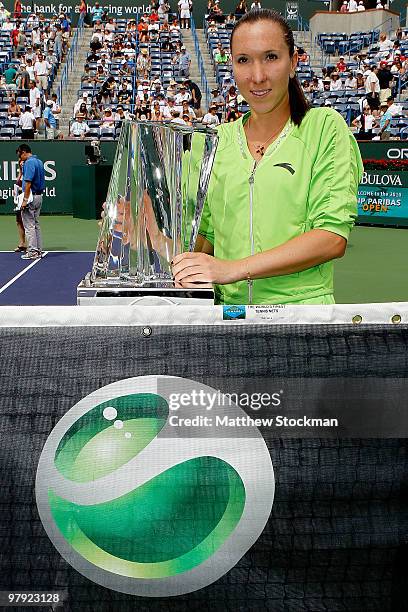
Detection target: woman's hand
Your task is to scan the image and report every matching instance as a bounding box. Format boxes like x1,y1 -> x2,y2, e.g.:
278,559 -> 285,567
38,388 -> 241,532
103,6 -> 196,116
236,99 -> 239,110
172,252 -> 241,285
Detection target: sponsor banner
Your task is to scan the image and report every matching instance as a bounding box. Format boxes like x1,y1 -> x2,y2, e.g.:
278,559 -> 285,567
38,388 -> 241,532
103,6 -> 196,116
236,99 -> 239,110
0,322 -> 407,608
285,1 -> 298,20
0,141 -> 116,215
357,170 -> 408,225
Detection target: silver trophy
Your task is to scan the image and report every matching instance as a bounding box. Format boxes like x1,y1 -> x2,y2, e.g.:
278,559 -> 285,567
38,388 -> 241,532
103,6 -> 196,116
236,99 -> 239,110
77,120 -> 218,305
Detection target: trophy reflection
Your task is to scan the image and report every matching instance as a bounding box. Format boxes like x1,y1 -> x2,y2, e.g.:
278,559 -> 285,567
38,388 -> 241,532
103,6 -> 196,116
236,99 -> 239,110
78,120 -> 218,305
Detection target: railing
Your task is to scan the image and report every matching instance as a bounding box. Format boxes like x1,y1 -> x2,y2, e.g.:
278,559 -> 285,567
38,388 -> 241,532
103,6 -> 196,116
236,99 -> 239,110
57,13 -> 85,107
191,15 -> 211,109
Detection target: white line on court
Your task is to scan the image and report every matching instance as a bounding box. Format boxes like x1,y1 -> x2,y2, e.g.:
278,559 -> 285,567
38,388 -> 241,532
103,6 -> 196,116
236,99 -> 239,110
0,252 -> 49,295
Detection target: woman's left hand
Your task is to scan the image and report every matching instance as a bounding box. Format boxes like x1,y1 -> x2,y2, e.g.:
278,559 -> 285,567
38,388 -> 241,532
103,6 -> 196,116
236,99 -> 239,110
172,252 -> 241,285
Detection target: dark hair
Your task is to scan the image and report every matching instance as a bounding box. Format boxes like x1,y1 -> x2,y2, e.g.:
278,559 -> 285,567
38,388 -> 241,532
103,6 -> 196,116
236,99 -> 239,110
16,144 -> 32,155
230,9 -> 309,125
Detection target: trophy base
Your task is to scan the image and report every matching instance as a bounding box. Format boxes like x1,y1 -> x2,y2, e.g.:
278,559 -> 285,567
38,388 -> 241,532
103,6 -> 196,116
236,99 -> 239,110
77,276 -> 214,306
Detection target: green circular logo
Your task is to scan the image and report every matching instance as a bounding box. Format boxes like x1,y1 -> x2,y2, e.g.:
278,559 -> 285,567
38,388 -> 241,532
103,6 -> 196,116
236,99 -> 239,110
36,376 -> 274,596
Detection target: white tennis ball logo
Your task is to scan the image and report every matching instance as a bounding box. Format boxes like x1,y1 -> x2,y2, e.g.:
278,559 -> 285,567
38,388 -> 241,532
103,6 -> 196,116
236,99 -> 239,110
36,376 -> 274,596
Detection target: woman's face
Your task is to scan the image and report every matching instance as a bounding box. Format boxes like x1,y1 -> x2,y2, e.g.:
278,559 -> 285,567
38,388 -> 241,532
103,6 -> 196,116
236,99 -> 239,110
232,20 -> 297,117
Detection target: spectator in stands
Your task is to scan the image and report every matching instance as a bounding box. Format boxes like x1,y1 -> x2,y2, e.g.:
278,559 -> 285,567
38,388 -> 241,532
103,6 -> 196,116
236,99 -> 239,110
178,0 -> 191,28
365,64 -> 380,110
385,95 -> 401,117
344,71 -> 357,89
225,14 -> 236,27
172,8 -> 364,304
330,72 -> 343,91
184,78 -> 202,115
171,110 -> 186,125
182,99 -> 196,120
310,76 -> 323,93
101,107 -> 115,127
77,102 -> 89,119
378,32 -> 393,59
137,17 -> 149,42
19,105 -> 35,139
202,105 -> 220,126
377,60 -> 394,102
208,21 -> 218,33
28,80 -> 41,129
163,79 -> 175,99
226,103 -> 241,121
226,84 -> 238,105
352,106 -> 375,140
51,93 -> 61,115
70,114 -> 91,138
53,24 -> 63,60
391,59 -> 405,78
89,102 -> 102,120
99,75 -> 116,105
336,56 -> 347,73
178,46 -> 191,78
210,87 -> 225,119
215,47 -> 231,65
175,84 -> 191,110
74,92 -> 90,115
4,63 -> 17,89
34,53 -> 51,92
376,0 -> 384,7
348,0 -> 358,11
16,63 -> 30,93
117,82 -> 131,104
377,101 -> 391,140
91,1 -> 104,24
114,105 -> 129,122
8,94 -> 21,118
356,70 -> 365,89
357,1 -> 365,11
162,97 -> 175,119
322,76 -> 331,92
0,2 -> 10,21
250,1 -> 262,9
31,24 -> 41,47
136,48 -> 151,79
340,1 -> 348,13
81,64 -> 92,85
234,0 -> 248,19
151,100 -> 163,121
43,99 -> 59,139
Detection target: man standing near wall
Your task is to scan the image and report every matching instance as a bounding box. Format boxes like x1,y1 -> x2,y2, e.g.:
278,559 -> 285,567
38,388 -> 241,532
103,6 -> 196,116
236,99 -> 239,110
16,144 -> 45,260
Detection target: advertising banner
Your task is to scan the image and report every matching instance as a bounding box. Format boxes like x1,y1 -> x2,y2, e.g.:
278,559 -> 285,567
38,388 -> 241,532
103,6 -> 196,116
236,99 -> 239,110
0,312 -> 407,610
357,169 -> 408,226
0,141 -> 115,215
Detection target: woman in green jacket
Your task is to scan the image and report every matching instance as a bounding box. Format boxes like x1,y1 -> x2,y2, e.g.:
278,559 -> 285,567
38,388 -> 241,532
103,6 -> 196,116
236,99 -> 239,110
172,9 -> 363,305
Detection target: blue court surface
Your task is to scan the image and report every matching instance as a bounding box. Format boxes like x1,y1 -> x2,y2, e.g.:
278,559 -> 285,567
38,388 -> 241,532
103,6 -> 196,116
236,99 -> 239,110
0,252 -> 94,306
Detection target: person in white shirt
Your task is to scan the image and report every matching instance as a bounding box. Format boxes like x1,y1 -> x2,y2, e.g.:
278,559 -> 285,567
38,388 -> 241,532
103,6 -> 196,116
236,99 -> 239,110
28,81 -> 42,128
25,59 -> 35,82
250,1 -> 262,9
348,0 -> 358,11
171,110 -> 186,125
202,106 -> 220,126
378,32 -> 393,57
70,115 -> 91,138
178,0 -> 191,29
329,72 -> 343,91
31,26 -> 41,46
344,72 -> 357,89
19,105 -> 36,139
365,65 -> 380,109
376,0 -> 383,7
162,98 -> 176,119
33,54 -> 51,91
174,85 -> 191,111
386,96 -> 402,116
2,17 -> 13,31
357,1 -> 365,10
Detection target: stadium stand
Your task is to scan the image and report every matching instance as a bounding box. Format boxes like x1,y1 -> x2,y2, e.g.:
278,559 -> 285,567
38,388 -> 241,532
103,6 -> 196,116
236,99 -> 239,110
0,11 -> 70,138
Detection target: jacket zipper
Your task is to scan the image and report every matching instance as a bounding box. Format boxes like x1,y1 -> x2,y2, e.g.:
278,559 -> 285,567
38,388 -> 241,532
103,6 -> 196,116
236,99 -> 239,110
248,161 -> 257,304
